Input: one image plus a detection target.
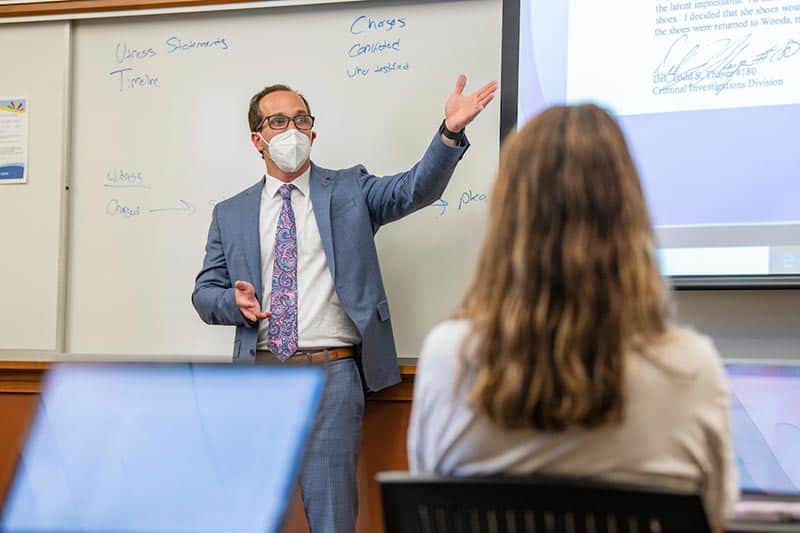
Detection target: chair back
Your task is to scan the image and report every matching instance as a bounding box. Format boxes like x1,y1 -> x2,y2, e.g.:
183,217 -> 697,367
378,472 -> 711,533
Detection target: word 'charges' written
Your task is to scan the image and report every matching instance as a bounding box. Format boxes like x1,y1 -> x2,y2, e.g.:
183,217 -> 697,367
346,15 -> 410,79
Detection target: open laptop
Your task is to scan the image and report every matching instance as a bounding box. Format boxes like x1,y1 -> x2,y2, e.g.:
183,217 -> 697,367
726,359 -> 800,500
0,363 -> 325,533
726,359 -> 800,525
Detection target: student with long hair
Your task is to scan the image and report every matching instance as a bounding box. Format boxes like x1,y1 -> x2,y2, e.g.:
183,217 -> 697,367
408,104 -> 737,531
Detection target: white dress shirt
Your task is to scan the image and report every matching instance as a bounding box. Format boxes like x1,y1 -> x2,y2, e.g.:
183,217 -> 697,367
257,168 -> 360,350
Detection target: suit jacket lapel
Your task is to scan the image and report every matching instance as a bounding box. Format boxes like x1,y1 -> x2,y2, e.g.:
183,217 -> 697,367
310,163 -> 336,279
241,178 -> 264,298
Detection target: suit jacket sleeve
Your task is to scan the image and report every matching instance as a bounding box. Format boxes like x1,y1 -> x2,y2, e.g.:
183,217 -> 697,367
359,133 -> 469,228
191,205 -> 250,326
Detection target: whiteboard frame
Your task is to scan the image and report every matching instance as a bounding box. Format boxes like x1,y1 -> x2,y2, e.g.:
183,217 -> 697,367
56,21 -> 72,354
2,0 -> 501,359
2,0 -> 375,24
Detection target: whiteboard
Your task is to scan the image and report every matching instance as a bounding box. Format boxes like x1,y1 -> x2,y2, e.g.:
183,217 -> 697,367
66,0 -> 501,358
0,21 -> 68,354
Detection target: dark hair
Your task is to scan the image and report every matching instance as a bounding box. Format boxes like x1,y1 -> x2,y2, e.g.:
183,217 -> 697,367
460,104 -> 671,431
247,84 -> 311,132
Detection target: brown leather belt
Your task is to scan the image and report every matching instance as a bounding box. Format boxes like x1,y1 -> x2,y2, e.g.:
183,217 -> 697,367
255,346 -> 354,365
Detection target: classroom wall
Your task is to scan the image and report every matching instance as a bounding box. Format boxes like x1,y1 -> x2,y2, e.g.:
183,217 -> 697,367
676,291 -> 800,361
0,1 -> 797,363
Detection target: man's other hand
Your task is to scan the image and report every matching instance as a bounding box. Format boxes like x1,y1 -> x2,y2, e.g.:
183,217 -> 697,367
234,280 -> 271,322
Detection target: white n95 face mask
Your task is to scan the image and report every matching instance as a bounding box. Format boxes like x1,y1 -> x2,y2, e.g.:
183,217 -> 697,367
259,129 -> 311,173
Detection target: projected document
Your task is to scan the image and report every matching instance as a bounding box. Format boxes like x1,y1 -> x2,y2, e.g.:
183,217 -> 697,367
513,0 -> 800,279
566,0 -> 800,116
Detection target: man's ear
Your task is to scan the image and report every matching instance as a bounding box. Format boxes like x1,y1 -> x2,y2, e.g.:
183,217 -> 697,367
251,132 -> 266,157
310,131 -> 317,145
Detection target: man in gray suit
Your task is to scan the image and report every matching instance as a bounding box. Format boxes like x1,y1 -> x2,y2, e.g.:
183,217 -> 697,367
192,75 -> 496,532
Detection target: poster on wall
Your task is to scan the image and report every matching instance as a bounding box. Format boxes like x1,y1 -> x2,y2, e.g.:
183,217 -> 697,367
0,97 -> 29,184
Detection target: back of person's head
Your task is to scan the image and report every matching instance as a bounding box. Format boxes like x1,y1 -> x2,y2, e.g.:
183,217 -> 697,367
460,104 -> 671,432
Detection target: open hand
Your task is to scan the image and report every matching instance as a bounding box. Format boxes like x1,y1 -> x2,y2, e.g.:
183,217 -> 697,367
444,75 -> 498,132
234,280 -> 271,322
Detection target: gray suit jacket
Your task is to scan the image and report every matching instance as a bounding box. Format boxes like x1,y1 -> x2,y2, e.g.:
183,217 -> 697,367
192,133 -> 468,391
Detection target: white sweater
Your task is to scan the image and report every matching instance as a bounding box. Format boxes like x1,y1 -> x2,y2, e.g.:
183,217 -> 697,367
408,320 -> 738,525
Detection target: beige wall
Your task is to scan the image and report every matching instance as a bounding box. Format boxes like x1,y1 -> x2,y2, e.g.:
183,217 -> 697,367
675,291 -> 800,361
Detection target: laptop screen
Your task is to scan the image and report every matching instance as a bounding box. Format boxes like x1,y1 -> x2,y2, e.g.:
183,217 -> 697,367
726,361 -> 800,497
0,363 -> 325,533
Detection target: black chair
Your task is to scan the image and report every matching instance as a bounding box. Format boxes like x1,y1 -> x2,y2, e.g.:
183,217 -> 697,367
378,472 -> 711,533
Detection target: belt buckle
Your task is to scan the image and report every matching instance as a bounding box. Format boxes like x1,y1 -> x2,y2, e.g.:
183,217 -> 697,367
290,352 -> 311,364
292,348 -> 341,364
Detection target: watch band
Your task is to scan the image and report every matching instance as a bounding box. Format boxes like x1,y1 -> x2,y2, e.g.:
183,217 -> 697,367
439,119 -> 465,142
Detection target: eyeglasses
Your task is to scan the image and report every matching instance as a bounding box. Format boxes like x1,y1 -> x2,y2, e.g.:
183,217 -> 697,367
259,114 -> 315,131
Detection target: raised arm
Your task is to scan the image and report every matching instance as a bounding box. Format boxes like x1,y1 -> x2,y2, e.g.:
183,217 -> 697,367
360,75 -> 497,227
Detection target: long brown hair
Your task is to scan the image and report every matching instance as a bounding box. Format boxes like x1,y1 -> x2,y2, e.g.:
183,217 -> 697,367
460,104 -> 671,431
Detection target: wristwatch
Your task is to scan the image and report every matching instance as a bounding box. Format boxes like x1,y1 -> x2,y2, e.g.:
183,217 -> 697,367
439,119 -> 465,143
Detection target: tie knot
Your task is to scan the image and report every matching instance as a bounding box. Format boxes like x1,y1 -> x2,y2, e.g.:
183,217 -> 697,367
279,183 -> 295,200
